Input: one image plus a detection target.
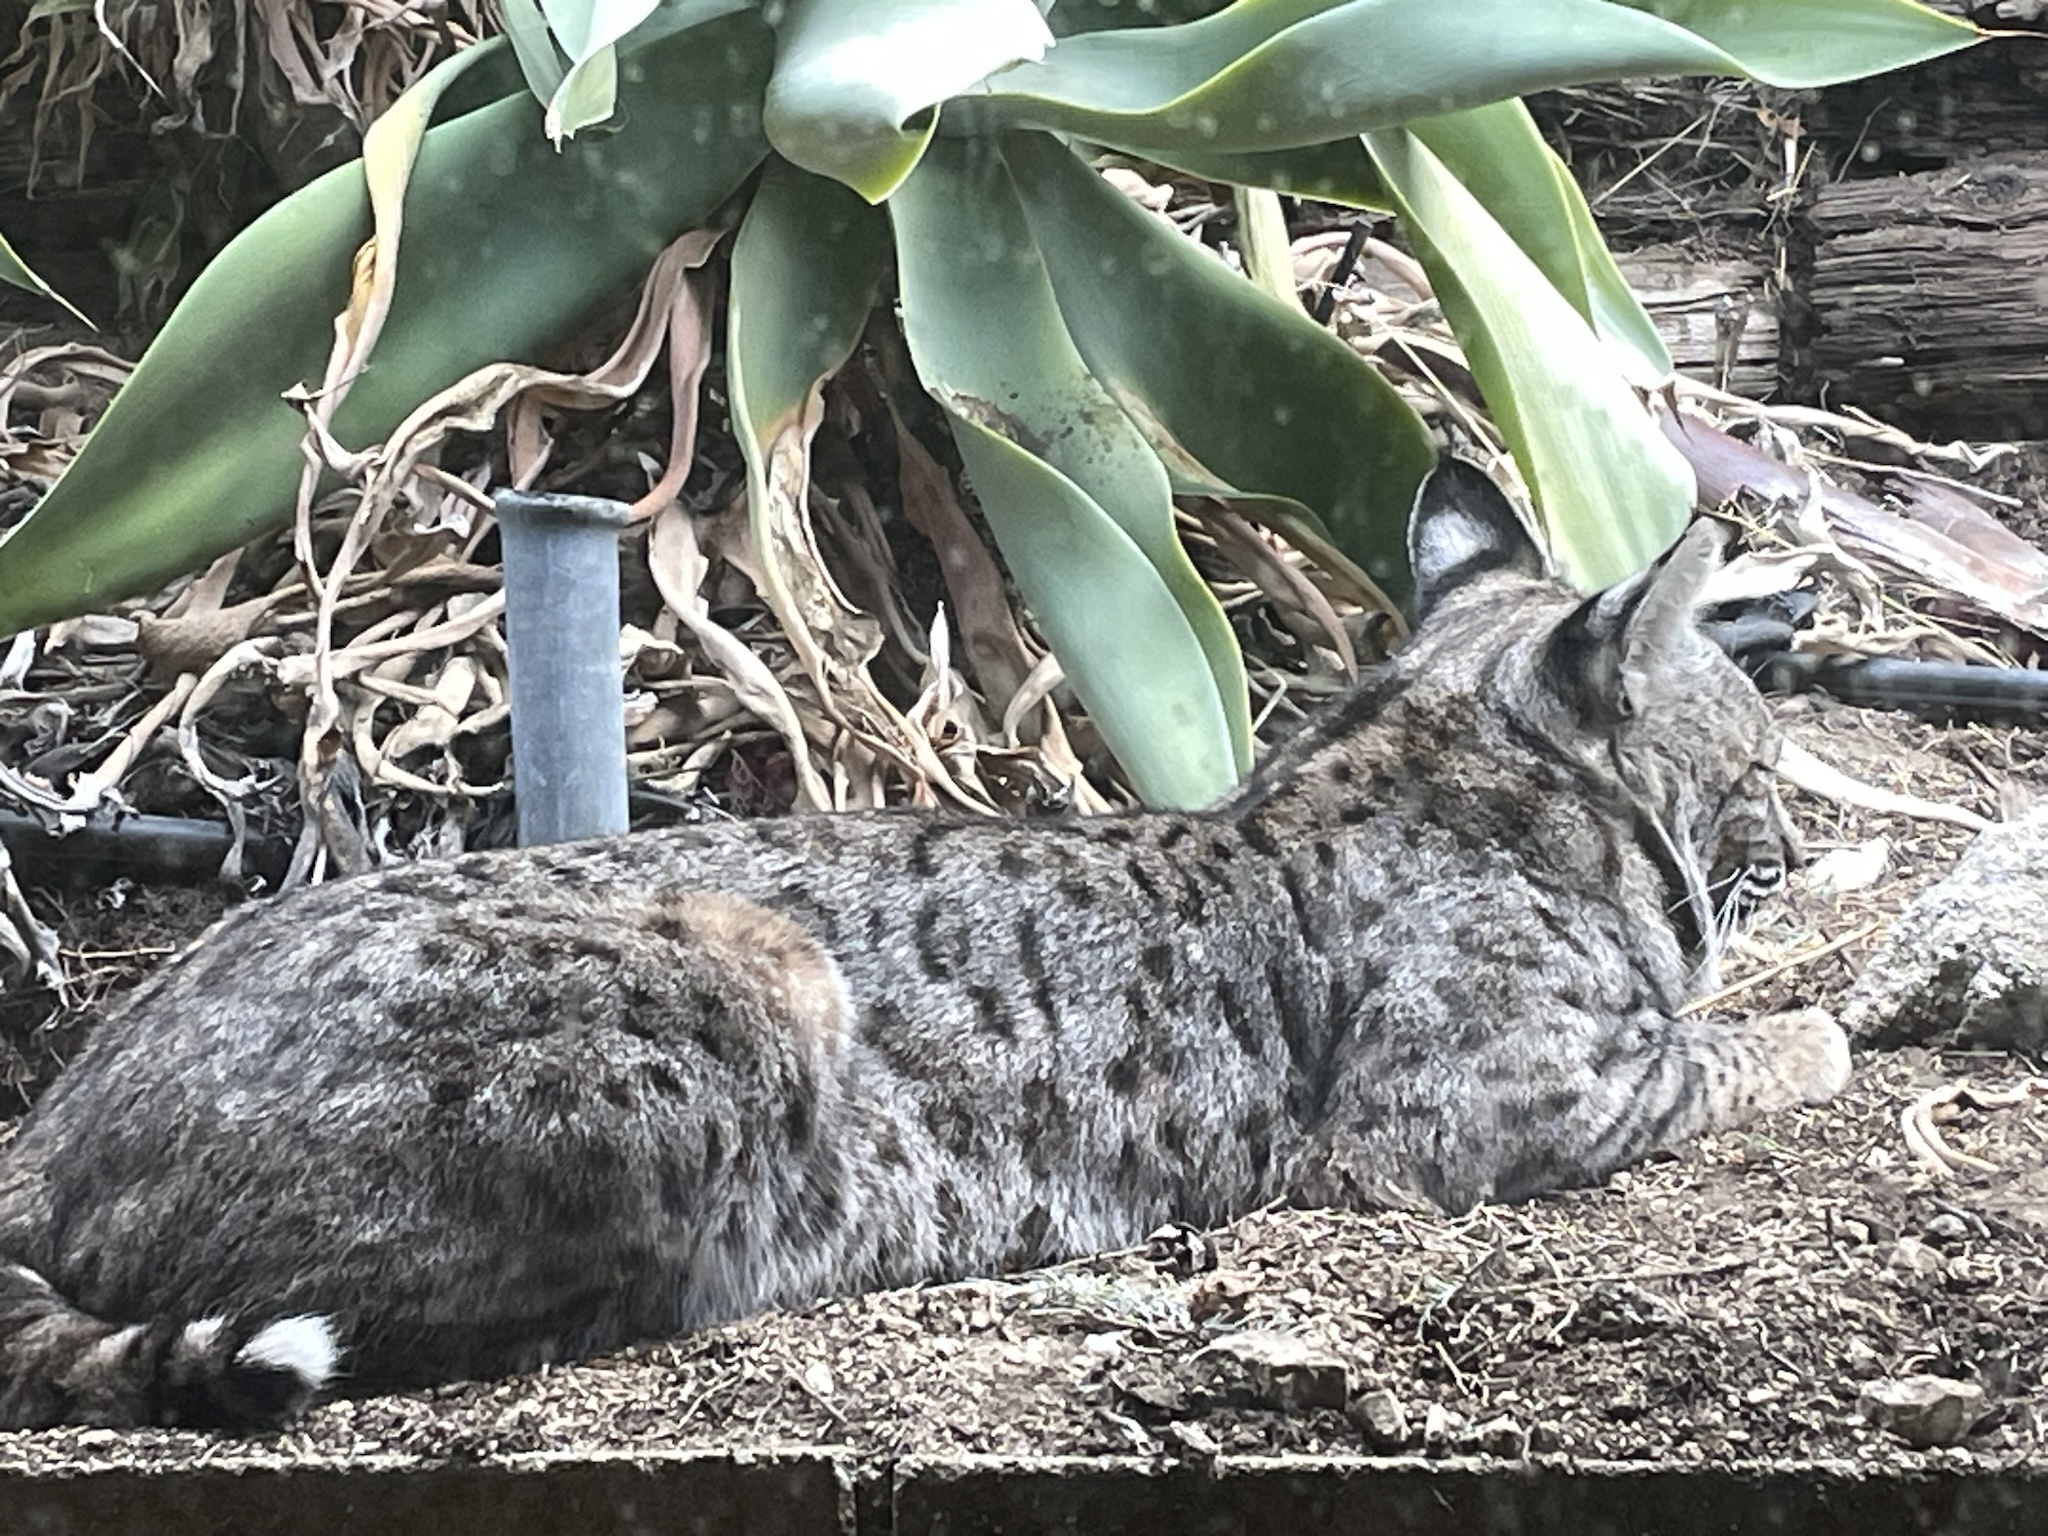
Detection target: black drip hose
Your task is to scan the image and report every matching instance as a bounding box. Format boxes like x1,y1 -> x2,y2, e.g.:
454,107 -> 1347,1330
0,810 -> 290,886
1704,590 -> 2048,726
1755,651 -> 2048,725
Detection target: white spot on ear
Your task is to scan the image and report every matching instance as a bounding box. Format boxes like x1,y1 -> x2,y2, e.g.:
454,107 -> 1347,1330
1407,459 -> 1548,617
180,1316 -> 227,1354
1410,505 -> 1497,584
235,1315 -> 339,1390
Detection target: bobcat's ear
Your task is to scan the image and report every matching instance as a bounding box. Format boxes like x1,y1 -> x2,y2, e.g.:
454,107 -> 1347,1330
1542,518 -> 1726,722
1407,457 -> 1548,622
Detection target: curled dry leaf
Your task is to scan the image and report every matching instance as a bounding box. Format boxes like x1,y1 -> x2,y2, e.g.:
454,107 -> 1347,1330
814,482 -> 931,668
647,503 -> 833,812
282,232 -> 723,870
274,594 -> 506,690
890,405 -> 1040,726
0,841 -> 62,992
695,502 -> 998,816
743,420 -> 887,701
1194,503 -> 1357,678
374,654 -> 481,765
138,596 -> 283,679
177,638 -> 285,799
1665,409 -> 2048,643
3,673 -> 199,817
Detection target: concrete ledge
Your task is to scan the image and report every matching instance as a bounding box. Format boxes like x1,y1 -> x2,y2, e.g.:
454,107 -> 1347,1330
5,1450 -> 2045,1536
2,1450 -> 850,1536
886,1455 -> 2048,1536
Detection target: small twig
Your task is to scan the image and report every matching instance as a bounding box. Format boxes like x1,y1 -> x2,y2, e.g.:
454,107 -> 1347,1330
1472,1253 -> 1754,1298
1680,921 -> 1880,1016
1419,1241 -> 1502,1334
412,462 -> 496,513
1777,742 -> 1992,834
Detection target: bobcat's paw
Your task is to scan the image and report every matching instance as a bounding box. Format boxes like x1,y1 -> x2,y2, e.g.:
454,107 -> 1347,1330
1753,1006 -> 1852,1107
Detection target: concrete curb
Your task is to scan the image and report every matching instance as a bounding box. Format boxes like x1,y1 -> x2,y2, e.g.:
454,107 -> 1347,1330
4,1449 -> 2044,1536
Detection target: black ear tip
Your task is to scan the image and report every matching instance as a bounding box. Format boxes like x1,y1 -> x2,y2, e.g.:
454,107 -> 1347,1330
1411,456 -> 1522,534
1412,456 -> 1500,522
1418,455 -> 1500,502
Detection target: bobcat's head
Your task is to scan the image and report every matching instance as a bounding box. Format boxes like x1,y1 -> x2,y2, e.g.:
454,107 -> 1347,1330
1402,458 -> 1799,982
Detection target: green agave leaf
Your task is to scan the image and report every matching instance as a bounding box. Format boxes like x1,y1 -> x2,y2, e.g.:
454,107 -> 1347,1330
973,0 -> 1726,153
1617,0 -> 1978,87
1557,155 -> 1670,379
1365,125 -> 1694,591
354,39 -> 516,339
1408,101 -> 1670,381
891,137 -> 1247,806
764,0 -> 1052,202
1231,186 -> 1297,307
730,160 -> 890,453
548,45 -> 622,140
541,0 -> 663,139
0,10 -> 774,638
524,0 -> 756,140
1047,0 -> 1228,36
541,0 -> 653,61
967,0 -> 1978,155
616,0 -> 758,52
727,157 -> 892,665
497,0 -> 569,105
1003,130 -> 1433,602
938,421 -> 1247,808
1142,138 -> 1392,208
1161,108 -> 1670,382
0,230 -> 92,327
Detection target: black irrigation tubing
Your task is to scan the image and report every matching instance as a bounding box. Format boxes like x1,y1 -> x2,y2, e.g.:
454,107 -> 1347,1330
1753,650 -> 2048,726
1704,590 -> 2048,726
0,809 -> 291,886
1697,589 -> 1823,665
1311,220 -> 1373,326
0,788 -> 683,888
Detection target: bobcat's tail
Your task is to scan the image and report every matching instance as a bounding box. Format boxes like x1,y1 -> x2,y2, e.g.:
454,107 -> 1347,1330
0,1261 -> 338,1429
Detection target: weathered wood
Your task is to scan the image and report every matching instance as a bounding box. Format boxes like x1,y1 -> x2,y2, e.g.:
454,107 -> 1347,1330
1803,1 -> 2048,175
1793,153 -> 2048,440
1532,11 -> 2048,437
1611,245 -> 1776,400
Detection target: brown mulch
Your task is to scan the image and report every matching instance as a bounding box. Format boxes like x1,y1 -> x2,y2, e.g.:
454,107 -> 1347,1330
1,701 -> 2045,1477
0,882 -> 227,1110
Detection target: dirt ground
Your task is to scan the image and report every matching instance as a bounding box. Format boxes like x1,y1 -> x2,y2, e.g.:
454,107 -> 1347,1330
0,698 -> 2044,1480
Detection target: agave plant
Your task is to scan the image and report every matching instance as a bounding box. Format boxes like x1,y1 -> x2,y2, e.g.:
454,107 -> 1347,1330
0,0 -> 1979,807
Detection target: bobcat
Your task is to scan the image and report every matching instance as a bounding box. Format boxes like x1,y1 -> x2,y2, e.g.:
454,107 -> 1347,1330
0,459 -> 1848,1430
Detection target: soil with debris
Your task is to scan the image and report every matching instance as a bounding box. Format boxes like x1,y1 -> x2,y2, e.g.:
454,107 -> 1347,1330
1,701 -> 2045,1480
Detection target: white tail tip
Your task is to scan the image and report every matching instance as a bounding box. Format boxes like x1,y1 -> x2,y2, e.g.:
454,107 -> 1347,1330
234,1314 -> 340,1392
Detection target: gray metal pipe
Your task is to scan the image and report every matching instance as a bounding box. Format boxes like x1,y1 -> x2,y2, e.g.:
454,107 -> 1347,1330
493,490 -> 631,847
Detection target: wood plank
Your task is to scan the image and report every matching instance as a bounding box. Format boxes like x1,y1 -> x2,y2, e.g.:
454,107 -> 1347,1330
1796,153 -> 2048,440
